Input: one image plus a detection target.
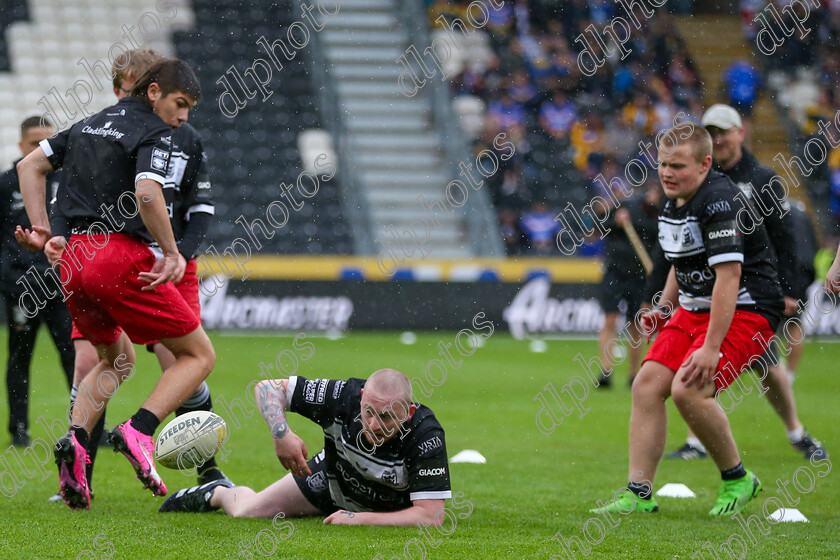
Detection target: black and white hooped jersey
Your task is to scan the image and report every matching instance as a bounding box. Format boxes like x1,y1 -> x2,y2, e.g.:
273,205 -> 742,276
286,376 -> 452,512
658,170 -> 784,327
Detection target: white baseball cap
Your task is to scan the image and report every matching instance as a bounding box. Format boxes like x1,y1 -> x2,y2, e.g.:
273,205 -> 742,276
701,104 -> 742,130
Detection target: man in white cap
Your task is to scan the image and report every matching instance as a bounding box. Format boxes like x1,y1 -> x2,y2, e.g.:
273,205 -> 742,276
666,103 -> 827,462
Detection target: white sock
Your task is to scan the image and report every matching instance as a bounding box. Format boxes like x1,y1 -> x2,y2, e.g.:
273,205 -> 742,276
787,427 -> 806,443
686,436 -> 706,452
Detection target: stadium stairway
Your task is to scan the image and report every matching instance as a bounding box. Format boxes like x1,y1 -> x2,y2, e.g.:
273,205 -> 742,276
173,0 -> 354,254
674,15 -> 805,200
318,0 -> 471,258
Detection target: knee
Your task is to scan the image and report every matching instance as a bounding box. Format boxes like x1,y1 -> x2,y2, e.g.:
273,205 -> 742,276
671,381 -> 692,409
200,345 -> 216,375
671,379 -> 706,411
631,379 -> 659,406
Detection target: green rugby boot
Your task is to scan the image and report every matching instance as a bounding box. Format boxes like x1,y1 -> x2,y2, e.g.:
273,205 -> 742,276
709,469 -> 761,516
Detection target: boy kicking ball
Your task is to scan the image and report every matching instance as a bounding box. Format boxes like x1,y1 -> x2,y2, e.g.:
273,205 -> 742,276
592,124 -> 784,516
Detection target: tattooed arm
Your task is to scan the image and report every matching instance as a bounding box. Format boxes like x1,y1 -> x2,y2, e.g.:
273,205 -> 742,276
256,379 -> 290,439
254,379 -> 312,476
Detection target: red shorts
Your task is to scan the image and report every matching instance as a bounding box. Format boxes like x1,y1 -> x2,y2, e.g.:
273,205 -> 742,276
61,234 -> 199,346
644,307 -> 775,390
70,258 -> 201,344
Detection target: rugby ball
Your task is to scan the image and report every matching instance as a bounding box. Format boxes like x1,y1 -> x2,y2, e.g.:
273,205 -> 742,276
155,411 -> 228,470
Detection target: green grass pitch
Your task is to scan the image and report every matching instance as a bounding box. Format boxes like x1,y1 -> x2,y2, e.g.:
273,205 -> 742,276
2,329 -> 838,559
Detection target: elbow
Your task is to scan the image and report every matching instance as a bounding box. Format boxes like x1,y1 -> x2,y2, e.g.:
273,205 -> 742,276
254,379 -> 270,401
422,505 -> 446,527
16,158 -> 32,177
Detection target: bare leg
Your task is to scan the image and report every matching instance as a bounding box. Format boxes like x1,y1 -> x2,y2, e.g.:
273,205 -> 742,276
626,322 -> 643,382
211,474 -> 323,519
152,342 -> 176,372
72,339 -> 99,387
599,313 -> 619,373
72,333 -> 136,433
671,374 -> 740,471
141,326 -> 215,420
785,320 -> 805,374
628,361 -> 673,483
760,362 -> 801,433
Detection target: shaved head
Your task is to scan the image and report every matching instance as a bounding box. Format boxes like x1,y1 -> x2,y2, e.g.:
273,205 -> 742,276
366,369 -> 413,405
358,369 -> 416,447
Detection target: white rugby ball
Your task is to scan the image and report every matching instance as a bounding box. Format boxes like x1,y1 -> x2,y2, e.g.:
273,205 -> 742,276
155,411 -> 228,470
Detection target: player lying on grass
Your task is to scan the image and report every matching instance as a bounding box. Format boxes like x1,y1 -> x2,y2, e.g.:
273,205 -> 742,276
16,59 -> 215,509
592,125 -> 784,516
160,369 -> 453,526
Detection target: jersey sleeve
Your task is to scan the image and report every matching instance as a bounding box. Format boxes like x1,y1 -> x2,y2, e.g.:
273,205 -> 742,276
701,192 -> 743,267
135,129 -> 172,186
286,376 -> 348,428
177,135 -> 214,258
407,429 -> 452,501
39,128 -> 71,170
182,136 -> 215,218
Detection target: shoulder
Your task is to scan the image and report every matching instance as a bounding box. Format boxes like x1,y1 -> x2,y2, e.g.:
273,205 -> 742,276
407,404 -> 445,436
694,173 -> 739,217
173,123 -> 203,152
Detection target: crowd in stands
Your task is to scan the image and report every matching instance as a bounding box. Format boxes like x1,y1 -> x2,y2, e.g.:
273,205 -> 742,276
430,0 -> 704,256
741,0 -> 840,237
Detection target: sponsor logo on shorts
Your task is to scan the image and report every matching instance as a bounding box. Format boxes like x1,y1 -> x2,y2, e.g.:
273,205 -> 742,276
307,470 -> 327,492
418,467 -> 446,477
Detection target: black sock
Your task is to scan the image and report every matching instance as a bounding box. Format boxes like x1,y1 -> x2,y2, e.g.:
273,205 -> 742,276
628,481 -> 652,500
71,426 -> 90,450
197,457 -> 219,473
130,408 -> 161,437
86,414 -> 106,486
721,462 -> 746,481
176,388 -> 214,417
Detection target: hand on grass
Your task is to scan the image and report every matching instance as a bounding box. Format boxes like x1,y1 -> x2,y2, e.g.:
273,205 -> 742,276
324,510 -> 363,525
